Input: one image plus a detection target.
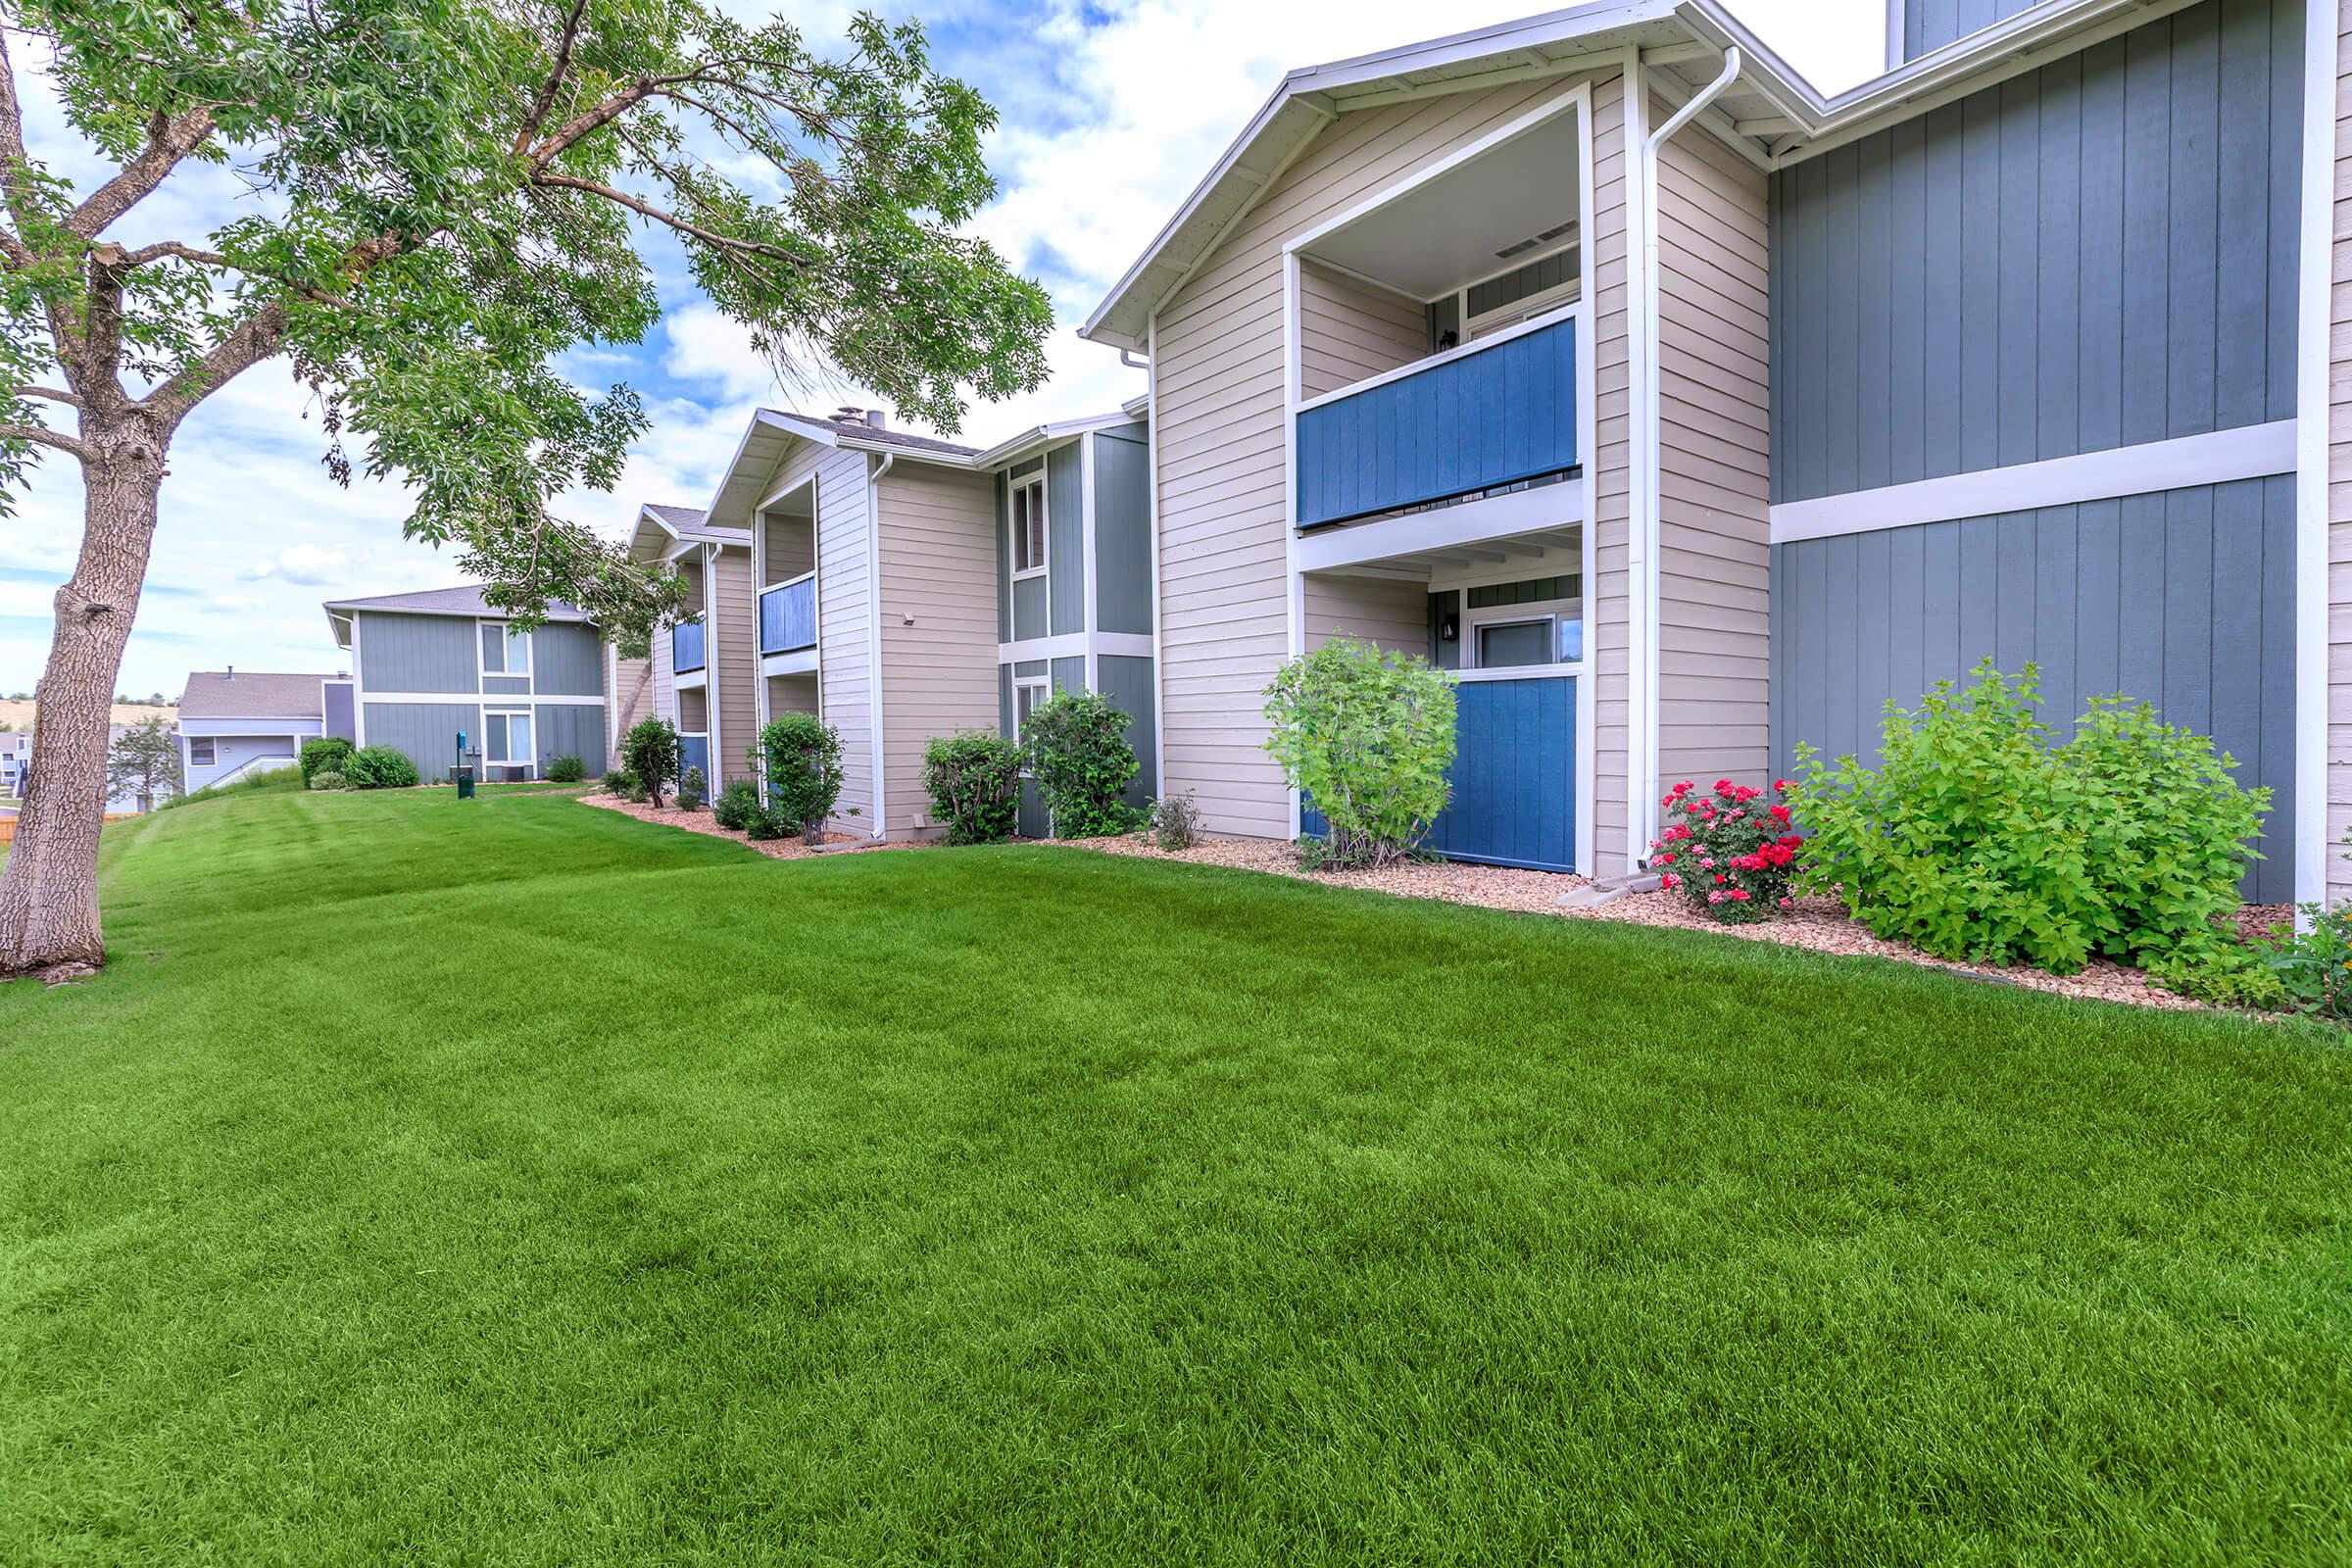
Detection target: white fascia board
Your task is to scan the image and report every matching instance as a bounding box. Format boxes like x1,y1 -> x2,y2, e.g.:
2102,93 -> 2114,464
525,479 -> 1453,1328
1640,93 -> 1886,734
1295,483 -> 1589,573
971,411 -> 1139,470
1767,422 -> 2297,544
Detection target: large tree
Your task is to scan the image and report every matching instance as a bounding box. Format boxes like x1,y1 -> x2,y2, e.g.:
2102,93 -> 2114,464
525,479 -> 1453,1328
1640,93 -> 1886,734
0,0 -> 1051,976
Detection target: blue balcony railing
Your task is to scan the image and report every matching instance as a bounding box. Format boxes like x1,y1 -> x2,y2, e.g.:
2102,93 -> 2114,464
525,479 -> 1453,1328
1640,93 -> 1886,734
1295,312 -> 1579,529
672,619 -> 706,673
760,574 -> 816,656
681,732 -> 710,784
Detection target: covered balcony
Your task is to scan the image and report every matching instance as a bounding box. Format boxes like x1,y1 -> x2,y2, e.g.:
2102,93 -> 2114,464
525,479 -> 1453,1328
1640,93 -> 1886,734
671,551 -> 709,685
1287,88 -> 1585,544
671,618 -> 707,677
757,480 -> 818,677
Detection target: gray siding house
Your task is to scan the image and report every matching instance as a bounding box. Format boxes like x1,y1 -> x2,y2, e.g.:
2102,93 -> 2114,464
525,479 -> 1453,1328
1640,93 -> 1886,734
629,405 -> 1155,840
1069,0 -> 2346,904
324,586 -> 608,781
178,668 -> 351,791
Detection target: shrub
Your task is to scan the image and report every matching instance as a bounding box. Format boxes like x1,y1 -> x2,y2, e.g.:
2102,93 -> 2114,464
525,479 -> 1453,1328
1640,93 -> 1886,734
1262,635 -> 1455,869
620,716 -> 682,808
623,777 -> 650,805
1021,690 -> 1140,839
545,755 -> 585,783
308,770 -> 348,792
2252,905 -> 2352,1021
342,744 -> 420,790
1652,780 -> 1802,923
677,766 -> 708,811
1786,662 -> 2268,973
1147,792 -> 1201,852
712,780 -> 760,831
745,805 -> 788,841
601,768 -> 633,794
758,712 -> 846,846
922,730 -> 1022,845
298,735 -> 354,784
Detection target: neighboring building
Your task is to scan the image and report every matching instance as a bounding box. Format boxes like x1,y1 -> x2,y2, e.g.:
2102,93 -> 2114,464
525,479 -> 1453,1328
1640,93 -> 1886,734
629,406 -> 1154,840
178,668 -> 350,791
324,585 -> 608,782
1063,0 -> 2334,900
0,730 -> 26,797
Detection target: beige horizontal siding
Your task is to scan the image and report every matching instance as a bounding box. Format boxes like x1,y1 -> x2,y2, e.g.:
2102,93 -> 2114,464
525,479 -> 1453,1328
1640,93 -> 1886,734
1652,96 -> 1769,805
1298,259 -> 1426,401
1302,573 -> 1428,655
876,464 -> 999,838
708,544 -> 760,787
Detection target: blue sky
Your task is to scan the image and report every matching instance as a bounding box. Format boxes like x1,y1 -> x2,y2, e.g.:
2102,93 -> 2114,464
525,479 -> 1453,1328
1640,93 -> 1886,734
0,0 -> 1877,698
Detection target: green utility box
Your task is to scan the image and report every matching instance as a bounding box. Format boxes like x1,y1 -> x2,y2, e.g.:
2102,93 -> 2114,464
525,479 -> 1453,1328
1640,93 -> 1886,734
455,768 -> 474,800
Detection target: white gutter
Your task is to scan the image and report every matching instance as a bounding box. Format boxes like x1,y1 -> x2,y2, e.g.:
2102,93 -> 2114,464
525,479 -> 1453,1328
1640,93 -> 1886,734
1630,44 -> 1740,868
865,451 -> 894,839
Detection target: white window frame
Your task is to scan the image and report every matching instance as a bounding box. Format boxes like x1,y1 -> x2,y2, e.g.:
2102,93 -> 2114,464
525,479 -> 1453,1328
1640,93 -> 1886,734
1452,237 -> 1582,344
188,736 -> 216,766
1012,674 -> 1050,741
1009,473 -> 1048,581
483,707 -> 536,768
478,619 -> 532,678
1462,595 -> 1585,673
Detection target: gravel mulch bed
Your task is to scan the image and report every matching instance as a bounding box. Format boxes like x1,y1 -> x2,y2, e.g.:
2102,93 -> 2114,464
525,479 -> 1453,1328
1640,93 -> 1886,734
578,791 -> 892,859
1063,832 -> 2276,1014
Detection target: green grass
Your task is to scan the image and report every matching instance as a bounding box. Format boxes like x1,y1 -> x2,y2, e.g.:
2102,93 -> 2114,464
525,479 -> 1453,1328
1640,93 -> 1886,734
3,789 -> 2349,1565
157,762 -> 306,809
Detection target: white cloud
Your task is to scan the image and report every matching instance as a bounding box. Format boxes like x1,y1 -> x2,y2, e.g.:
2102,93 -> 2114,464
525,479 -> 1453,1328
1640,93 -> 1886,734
241,544 -> 353,586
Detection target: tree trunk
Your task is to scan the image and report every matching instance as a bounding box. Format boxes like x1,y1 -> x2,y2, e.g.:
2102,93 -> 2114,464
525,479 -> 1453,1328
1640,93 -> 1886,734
0,438 -> 164,977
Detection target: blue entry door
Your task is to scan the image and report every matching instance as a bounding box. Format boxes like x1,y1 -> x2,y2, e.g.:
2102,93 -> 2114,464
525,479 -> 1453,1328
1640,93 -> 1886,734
1299,674 -> 1578,873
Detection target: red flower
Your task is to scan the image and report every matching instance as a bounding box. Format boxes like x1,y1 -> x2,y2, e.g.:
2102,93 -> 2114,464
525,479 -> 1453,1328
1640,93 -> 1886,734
1713,873 -> 1728,885
1773,778 -> 1792,792
1653,852 -> 1676,864
1769,803 -> 1791,822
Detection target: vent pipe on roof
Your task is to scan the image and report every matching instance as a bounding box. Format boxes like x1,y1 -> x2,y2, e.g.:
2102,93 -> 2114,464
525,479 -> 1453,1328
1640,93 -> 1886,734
225,665 -> 234,680
864,409 -> 886,430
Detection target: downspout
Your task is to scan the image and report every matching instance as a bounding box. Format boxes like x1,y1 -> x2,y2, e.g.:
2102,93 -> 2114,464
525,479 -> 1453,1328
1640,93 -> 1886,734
866,451 -> 894,839
1632,45 -> 1740,866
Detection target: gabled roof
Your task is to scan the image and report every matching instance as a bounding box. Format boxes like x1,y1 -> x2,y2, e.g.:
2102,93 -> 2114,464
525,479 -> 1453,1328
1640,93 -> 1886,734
1081,0 -> 2127,350
321,584 -> 593,621
641,502 -> 708,530
180,670 -> 336,721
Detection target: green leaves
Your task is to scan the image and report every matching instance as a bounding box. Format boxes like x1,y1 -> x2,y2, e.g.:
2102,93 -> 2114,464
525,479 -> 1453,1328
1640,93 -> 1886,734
1785,662 -> 2268,975
756,711 -> 846,844
1261,636 -> 1456,869
620,715 -> 681,806
921,729 -> 1021,845
1019,690 -> 1139,840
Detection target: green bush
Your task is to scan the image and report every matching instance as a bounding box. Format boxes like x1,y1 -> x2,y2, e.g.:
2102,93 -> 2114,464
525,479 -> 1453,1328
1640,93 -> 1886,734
758,712 -> 847,845
620,716 -> 682,808
922,730 -> 1022,844
1261,635 -> 1455,869
1786,662 -> 2268,973
745,805 -> 788,841
601,768 -> 633,794
1021,690 -> 1139,839
712,780 -> 760,831
545,755 -> 585,783
1147,792 -> 1201,852
308,770 -> 348,792
2252,905 -> 2352,1021
342,745 -> 421,790
677,766 -> 708,811
299,735 -> 354,784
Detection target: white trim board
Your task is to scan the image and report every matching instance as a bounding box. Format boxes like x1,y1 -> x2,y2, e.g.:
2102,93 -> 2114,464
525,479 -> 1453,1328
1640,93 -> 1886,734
1766,421 -> 2298,545
1295,473 -> 1590,574
997,631 -> 1155,665
2292,0 -> 2330,909
356,692 -> 606,707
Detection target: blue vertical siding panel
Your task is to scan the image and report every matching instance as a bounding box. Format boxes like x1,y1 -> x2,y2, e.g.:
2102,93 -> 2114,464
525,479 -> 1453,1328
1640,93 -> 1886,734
1921,105 -> 1967,481
1958,94 -> 2004,475
1958,515 -> 2000,670
1825,534 -> 1861,766
1825,142 -> 1863,498
1423,678 -> 1577,871
1889,524 -> 1929,727
1769,170 -> 1788,505
1047,441 -> 1085,636
2075,499 -> 2123,700
1995,75 -> 2041,468
2208,478 -> 2265,828
2163,487 -> 2216,735
1922,520 -> 1963,687
2034,506 -> 2081,724
2120,18 -> 2174,448
1856,133 -> 1894,491
2266,0 -> 2302,419
1995,511 -> 2038,664
2116,493 -> 2168,700
1888,117 -> 1930,485
2258,474 -> 2296,900
2214,0 -> 2274,429
2166,0 -> 2221,441
2035,55 -> 2082,461
1796,153 -> 1832,500
2076,36 -> 2129,456
1798,542 -> 1831,762
1856,529 -> 1893,759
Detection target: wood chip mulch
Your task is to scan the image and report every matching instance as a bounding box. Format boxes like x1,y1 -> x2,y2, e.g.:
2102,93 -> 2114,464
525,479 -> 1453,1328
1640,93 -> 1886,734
577,791 -> 905,860
1064,832 -> 2291,1015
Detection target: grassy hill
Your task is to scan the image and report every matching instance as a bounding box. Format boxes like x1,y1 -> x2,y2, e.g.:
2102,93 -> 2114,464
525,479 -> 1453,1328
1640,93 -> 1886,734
2,788 -> 2347,1563
0,697 -> 175,733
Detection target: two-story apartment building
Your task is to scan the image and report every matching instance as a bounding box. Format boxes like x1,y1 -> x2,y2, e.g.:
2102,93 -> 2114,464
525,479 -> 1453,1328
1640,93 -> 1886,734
323,586 -> 609,781
631,406 -> 1154,839
1074,0 -> 2336,904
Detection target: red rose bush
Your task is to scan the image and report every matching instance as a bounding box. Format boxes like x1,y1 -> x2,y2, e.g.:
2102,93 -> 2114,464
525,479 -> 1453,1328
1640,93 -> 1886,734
1650,778 -> 1803,924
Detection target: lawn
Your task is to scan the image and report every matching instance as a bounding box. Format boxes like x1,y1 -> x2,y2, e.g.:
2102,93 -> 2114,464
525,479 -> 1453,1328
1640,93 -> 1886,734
2,787 -> 2348,1565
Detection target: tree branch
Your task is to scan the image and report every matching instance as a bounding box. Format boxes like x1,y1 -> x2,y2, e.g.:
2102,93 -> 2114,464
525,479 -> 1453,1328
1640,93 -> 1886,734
66,109 -> 215,239
147,301 -> 288,425
114,239 -> 228,268
0,422 -> 91,461
514,0 -> 591,157
14,386 -> 80,408
529,170 -> 807,267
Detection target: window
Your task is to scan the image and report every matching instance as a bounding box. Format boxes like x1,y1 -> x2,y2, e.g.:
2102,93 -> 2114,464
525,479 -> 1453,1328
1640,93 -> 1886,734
480,622 -> 531,676
484,710 -> 534,766
1010,476 -> 1047,578
1013,677 -> 1049,740
189,736 -> 216,766
1467,611 -> 1583,669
